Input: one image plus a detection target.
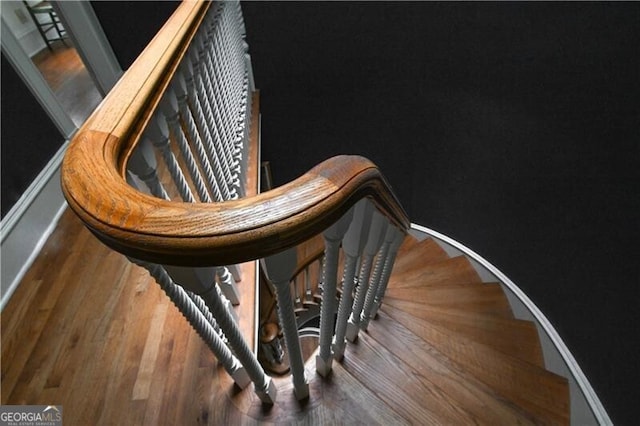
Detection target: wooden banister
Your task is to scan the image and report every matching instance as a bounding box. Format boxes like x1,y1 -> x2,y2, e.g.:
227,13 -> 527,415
61,2 -> 409,268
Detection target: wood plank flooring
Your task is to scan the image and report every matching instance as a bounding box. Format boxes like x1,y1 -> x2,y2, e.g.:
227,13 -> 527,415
31,43 -> 102,127
2,218 -> 570,423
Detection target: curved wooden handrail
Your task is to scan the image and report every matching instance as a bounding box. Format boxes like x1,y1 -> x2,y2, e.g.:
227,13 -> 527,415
61,1 -> 410,268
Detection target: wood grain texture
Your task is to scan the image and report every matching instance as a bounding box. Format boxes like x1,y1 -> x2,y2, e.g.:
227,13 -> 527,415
381,304 -> 569,424
1,216 -> 570,424
60,3 -> 409,269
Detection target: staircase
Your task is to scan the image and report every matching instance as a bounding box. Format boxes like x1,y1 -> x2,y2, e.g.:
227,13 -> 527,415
1,215 -> 571,424
33,1 -> 575,423
245,234 -> 570,424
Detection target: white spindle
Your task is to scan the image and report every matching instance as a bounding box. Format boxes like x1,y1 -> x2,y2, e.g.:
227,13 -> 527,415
316,208 -> 354,376
132,260 -> 250,389
174,73 -> 232,201
179,62 -> 238,200
168,82 -> 226,202
262,249 -> 310,400
127,138 -> 169,200
165,265 -> 277,404
215,265 -> 240,306
346,211 -> 388,342
188,47 -> 241,193
144,115 -> 195,203
360,225 -> 400,330
332,200 -> 374,360
368,230 -> 405,322
158,94 -> 211,203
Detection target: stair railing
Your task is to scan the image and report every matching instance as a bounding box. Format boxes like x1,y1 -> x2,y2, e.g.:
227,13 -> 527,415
61,0 -> 409,405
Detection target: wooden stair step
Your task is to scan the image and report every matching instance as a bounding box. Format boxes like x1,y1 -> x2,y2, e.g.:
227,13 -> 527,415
342,328 -> 496,424
382,301 -> 544,366
385,282 -> 514,319
390,256 -> 482,288
393,237 -> 450,272
381,304 -> 570,424
364,310 -> 541,424
396,233 -> 422,253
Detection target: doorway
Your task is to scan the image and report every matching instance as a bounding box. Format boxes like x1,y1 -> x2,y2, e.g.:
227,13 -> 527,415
2,1 -> 103,128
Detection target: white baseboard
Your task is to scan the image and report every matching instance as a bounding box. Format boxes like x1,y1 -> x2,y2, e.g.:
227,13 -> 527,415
1,141 -> 69,311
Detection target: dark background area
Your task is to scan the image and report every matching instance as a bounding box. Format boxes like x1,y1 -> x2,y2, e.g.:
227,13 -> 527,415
1,54 -> 64,218
240,2 -> 639,423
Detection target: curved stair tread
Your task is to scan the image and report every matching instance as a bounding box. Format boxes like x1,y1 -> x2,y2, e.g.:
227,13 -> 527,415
382,296 -> 514,320
342,331 -> 508,424
381,301 -> 545,367
380,305 -> 570,424
393,237 -> 450,270
390,255 -> 483,287
363,310 -> 543,424
385,282 -> 515,319
214,349 -> 409,425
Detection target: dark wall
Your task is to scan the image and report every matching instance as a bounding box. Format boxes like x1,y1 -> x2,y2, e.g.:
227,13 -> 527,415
241,2 -> 640,423
1,53 -> 64,218
91,1 -> 180,70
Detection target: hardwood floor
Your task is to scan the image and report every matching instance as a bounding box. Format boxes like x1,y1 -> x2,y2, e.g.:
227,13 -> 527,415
31,41 -> 102,127
1,217 -> 570,424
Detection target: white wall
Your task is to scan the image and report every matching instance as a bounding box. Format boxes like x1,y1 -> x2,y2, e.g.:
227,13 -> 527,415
0,0 -> 61,57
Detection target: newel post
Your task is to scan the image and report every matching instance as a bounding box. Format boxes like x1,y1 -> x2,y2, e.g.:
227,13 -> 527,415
262,248 -> 310,400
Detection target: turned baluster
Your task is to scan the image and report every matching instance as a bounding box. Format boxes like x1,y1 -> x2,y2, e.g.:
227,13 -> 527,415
188,47 -> 241,193
173,73 -> 232,201
346,211 -> 388,342
144,115 -> 195,203
165,265 -> 277,404
332,200 -> 374,360
262,249 -> 309,400
369,230 -> 405,321
165,81 -> 225,202
316,208 -> 354,376
361,225 -> 402,330
179,62 -> 238,200
131,261 -> 250,389
127,138 -> 169,200
158,92 -> 211,203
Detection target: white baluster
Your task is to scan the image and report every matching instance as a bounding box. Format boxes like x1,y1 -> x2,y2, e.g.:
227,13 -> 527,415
132,260 -> 250,389
179,62 -> 238,200
127,138 -> 169,200
369,230 -> 405,321
144,115 -> 195,203
360,224 -> 400,330
346,211 -> 388,342
332,200 -> 374,361
168,80 -> 227,203
173,73 -> 232,201
215,265 -> 240,306
262,249 -> 309,400
316,208 -> 354,377
165,265 -> 277,404
188,48 -> 241,194
158,92 -> 211,203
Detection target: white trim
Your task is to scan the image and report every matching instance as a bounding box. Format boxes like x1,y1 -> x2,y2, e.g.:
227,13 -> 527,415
52,1 -> 122,95
409,223 -> 611,425
1,142 -> 70,311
